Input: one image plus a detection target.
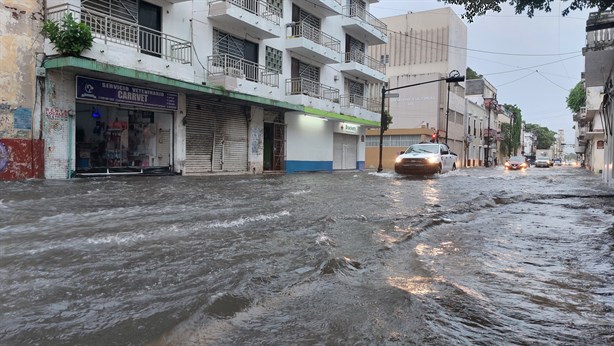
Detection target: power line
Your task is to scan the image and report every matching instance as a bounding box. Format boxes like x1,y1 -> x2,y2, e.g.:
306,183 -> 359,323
496,71 -> 537,87
482,54 -> 582,76
468,54 -> 580,80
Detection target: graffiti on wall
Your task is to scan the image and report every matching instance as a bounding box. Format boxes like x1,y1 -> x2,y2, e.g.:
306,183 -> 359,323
251,127 -> 263,155
45,107 -> 69,121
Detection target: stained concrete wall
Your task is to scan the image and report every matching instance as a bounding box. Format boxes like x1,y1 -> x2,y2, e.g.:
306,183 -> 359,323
0,0 -> 45,179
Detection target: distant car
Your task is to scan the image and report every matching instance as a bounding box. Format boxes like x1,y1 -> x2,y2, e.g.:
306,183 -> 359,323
394,142 -> 457,175
553,159 -> 562,166
504,156 -> 528,170
534,156 -> 551,168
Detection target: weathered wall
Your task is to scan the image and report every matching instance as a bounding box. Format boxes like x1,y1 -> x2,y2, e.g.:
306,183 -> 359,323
1,0 -> 45,179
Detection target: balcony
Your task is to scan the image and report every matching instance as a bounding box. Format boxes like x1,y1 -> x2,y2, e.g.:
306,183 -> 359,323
573,106 -> 587,122
208,0 -> 282,39
292,0 -> 342,17
286,22 -> 342,64
46,4 -> 192,65
339,50 -> 386,82
340,94 -> 380,122
207,54 -> 280,90
285,78 -> 340,112
341,4 -> 388,45
483,128 -> 497,138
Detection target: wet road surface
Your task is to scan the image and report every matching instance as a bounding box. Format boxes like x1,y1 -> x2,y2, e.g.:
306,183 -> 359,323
1,165 -> 613,345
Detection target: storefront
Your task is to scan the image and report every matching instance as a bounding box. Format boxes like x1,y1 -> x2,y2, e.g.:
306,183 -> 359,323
74,76 -> 177,176
333,122 -> 359,170
184,96 -> 249,174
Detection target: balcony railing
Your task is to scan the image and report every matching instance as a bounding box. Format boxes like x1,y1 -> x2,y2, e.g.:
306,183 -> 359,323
208,54 -> 279,87
340,94 -> 380,112
286,78 -> 339,102
342,4 -> 387,36
209,0 -> 281,25
344,50 -> 386,74
287,21 -> 341,53
587,26 -> 614,49
46,3 -> 192,64
483,128 -> 497,138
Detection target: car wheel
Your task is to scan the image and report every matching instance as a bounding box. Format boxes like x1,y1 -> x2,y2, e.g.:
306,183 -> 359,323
438,164 -> 442,174
452,164 -> 457,171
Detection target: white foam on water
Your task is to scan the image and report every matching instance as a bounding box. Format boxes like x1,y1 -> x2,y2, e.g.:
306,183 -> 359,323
368,171 -> 396,179
291,190 -> 310,195
206,210 -> 291,229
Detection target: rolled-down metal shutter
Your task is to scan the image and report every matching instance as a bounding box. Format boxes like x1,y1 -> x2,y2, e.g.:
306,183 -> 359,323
333,133 -> 358,170
185,96 -> 248,174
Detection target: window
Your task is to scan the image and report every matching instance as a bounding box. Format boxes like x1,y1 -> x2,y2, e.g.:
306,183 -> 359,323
366,135 -> 421,147
380,54 -> 389,64
266,46 -> 282,73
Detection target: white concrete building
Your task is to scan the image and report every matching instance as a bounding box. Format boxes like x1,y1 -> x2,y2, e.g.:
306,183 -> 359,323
30,0 -> 389,179
465,78 -> 500,167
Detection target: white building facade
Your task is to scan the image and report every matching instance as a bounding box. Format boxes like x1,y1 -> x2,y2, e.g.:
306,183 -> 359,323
33,0 -> 389,179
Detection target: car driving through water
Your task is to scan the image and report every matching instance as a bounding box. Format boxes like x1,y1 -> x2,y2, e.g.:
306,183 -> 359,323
394,142 -> 457,175
504,156 -> 529,170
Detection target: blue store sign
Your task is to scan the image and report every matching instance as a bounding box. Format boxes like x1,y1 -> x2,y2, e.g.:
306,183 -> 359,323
76,76 -> 178,110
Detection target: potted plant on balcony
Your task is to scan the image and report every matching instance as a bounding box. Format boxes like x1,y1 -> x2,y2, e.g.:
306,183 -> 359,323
42,13 -> 93,57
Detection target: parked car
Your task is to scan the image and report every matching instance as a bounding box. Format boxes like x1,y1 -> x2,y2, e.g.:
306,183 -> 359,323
534,156 -> 551,168
394,143 -> 457,175
504,156 -> 528,170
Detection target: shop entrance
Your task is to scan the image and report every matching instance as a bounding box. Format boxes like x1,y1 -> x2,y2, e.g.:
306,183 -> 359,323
75,103 -> 173,175
264,114 -> 285,171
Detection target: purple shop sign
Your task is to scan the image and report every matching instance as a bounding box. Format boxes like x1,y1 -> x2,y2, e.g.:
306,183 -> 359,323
76,76 -> 178,110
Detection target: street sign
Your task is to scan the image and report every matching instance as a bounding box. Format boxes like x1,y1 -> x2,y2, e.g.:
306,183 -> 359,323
385,93 -> 399,98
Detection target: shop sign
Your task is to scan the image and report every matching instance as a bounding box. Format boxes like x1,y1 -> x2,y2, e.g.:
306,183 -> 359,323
597,140 -> 604,149
45,107 -> 69,121
339,122 -> 358,134
76,76 -> 178,110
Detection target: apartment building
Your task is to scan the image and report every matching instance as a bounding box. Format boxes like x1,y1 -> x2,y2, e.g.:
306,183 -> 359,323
364,7 -> 467,170
2,0 -> 390,179
576,11 -> 613,180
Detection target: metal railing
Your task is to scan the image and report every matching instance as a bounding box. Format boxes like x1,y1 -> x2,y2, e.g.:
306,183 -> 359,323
209,0 -> 281,25
342,4 -> 387,36
285,78 -> 339,102
340,94 -> 380,112
46,3 -> 192,64
208,54 -> 279,87
287,21 -> 341,53
344,50 -> 386,74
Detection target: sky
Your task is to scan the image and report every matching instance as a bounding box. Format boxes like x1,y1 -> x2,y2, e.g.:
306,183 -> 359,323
370,0 -> 591,147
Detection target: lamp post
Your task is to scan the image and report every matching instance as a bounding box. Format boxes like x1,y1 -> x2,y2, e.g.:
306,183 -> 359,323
377,72 -> 465,172
445,70 -> 461,144
484,97 -> 497,167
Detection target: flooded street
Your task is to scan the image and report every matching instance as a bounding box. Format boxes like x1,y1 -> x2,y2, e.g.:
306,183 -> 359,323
1,166 -> 614,345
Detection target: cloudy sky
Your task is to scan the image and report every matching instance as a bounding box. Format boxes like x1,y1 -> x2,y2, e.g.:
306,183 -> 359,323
370,0 -> 591,147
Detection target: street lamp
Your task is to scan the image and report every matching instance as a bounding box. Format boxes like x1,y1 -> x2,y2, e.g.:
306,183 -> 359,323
377,72 -> 465,172
445,70 -> 461,144
484,97 -> 497,167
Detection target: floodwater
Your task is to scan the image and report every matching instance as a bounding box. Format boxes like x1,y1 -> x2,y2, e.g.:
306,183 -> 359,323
1,165 -> 613,345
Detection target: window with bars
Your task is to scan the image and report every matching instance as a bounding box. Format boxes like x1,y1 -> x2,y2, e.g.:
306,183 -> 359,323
366,135 -> 421,147
265,46 -> 282,73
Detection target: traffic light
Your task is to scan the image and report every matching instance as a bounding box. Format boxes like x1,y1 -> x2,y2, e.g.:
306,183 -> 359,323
430,133 -> 438,143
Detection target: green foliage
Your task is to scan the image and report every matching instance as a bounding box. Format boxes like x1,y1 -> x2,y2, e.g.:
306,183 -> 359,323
42,13 -> 93,56
566,81 -> 586,113
501,104 -> 523,156
525,123 -> 557,150
383,110 -> 393,131
466,67 -> 482,80
439,0 -> 614,22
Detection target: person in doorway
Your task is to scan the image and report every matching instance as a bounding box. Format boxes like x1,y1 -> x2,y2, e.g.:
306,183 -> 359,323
494,157 -> 497,166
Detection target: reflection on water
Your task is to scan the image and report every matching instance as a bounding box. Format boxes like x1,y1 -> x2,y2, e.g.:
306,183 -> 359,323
1,167 -> 613,345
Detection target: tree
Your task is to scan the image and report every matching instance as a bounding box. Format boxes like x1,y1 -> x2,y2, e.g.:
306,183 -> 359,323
466,67 -> 483,80
500,104 -> 523,156
42,13 -> 93,56
566,81 -> 586,113
439,0 -> 614,22
525,123 -> 557,149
